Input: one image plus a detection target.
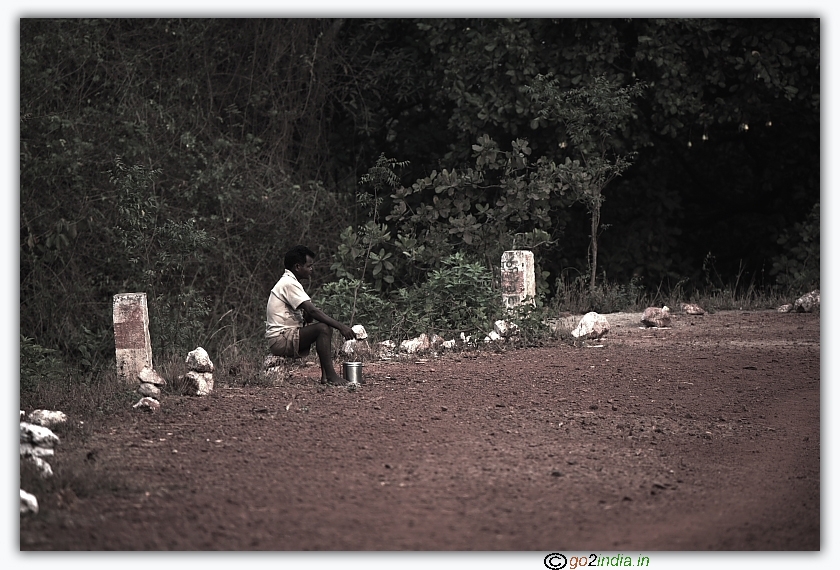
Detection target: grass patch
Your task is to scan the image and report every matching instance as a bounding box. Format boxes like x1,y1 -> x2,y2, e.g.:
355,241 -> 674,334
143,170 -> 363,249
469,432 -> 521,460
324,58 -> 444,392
20,367 -> 139,419
20,416 -> 139,519
551,272 -> 648,314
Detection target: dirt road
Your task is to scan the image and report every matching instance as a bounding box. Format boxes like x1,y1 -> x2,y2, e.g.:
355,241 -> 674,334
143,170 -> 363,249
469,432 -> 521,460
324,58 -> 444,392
20,309 -> 820,551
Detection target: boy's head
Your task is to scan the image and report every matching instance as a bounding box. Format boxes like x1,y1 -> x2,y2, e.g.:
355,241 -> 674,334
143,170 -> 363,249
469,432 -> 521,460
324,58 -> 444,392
285,245 -> 316,278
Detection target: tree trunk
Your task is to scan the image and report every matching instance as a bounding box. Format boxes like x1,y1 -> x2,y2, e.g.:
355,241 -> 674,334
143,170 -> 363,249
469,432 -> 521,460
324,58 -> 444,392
589,190 -> 601,291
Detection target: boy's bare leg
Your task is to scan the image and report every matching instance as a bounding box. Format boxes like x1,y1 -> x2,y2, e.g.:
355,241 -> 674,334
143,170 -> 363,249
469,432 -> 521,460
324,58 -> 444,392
298,323 -> 343,384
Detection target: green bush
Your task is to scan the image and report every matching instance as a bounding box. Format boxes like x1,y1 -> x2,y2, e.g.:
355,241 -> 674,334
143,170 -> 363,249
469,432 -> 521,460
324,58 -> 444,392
317,278 -> 396,338
417,252 -> 501,337
502,301 -> 554,344
771,202 -> 819,294
318,252 -> 502,343
110,158 -> 214,359
20,334 -> 64,394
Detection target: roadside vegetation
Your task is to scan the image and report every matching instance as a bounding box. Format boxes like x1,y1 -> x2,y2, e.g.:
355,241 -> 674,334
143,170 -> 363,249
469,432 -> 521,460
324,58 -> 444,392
21,19 -> 818,418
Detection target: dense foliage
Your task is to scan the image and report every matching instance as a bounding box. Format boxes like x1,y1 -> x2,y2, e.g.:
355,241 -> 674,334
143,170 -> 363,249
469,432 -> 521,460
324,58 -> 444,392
20,18 -> 819,374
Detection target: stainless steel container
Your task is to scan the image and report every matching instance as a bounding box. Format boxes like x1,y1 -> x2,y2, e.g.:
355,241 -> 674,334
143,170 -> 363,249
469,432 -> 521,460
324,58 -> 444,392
342,361 -> 364,384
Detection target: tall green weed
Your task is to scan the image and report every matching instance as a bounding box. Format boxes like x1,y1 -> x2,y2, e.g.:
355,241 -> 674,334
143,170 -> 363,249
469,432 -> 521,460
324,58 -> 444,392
20,335 -> 64,394
551,271 -> 647,314
318,252 -> 502,343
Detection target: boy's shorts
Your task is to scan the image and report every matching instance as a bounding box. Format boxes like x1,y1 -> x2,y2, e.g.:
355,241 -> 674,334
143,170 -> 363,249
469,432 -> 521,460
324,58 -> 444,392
268,327 -> 307,358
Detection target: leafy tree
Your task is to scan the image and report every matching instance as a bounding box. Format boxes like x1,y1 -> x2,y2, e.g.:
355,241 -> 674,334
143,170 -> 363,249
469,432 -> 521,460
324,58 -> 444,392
333,18 -> 819,288
110,157 -> 214,357
331,137 -> 573,298
527,74 -> 645,290
20,19 -> 356,363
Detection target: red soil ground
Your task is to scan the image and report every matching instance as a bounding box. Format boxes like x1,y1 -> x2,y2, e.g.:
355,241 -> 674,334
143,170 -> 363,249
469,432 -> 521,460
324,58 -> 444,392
20,309 -> 820,552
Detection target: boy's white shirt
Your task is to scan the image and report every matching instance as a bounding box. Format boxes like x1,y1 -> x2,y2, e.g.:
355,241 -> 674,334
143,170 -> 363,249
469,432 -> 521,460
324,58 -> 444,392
265,269 -> 311,339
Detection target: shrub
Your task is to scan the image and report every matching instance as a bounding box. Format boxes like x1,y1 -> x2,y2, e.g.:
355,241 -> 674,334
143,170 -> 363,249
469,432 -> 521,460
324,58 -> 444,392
20,335 -> 64,395
771,201 -> 819,294
318,252 -> 502,343
412,252 -> 501,338
317,278 -> 396,338
502,301 -> 555,345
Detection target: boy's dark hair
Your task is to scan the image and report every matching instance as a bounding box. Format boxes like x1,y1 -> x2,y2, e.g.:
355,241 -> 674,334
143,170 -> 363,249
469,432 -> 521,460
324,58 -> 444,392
284,245 -> 316,270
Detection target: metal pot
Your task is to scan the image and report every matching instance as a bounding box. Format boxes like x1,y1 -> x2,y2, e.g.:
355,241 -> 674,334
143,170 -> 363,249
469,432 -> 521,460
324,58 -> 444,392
342,361 -> 364,384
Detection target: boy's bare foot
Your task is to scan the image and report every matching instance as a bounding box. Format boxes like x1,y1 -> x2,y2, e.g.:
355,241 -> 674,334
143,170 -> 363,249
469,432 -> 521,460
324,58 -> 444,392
320,374 -> 345,386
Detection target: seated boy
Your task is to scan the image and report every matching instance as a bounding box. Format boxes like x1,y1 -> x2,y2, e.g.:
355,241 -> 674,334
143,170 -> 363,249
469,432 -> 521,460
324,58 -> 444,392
266,245 -> 356,385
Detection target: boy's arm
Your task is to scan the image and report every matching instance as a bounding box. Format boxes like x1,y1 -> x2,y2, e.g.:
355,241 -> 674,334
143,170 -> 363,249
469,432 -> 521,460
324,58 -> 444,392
299,300 -> 356,340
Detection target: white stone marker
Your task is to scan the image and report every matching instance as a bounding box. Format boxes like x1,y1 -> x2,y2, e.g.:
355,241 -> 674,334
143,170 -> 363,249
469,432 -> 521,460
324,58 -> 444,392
113,293 -> 153,382
501,250 -> 536,309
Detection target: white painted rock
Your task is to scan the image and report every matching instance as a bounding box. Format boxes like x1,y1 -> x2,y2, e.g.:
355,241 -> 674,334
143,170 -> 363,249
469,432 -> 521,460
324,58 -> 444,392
23,456 -> 54,479
138,366 -> 167,386
571,312 -> 610,339
378,340 -> 396,359
484,330 -> 502,343
20,489 -> 39,514
138,382 -> 161,398
20,422 -> 60,448
263,365 -> 290,385
186,347 -> 214,373
20,443 -> 55,458
641,306 -> 672,328
185,370 -> 214,396
494,320 -> 520,337
132,396 -> 161,412
777,304 -> 794,313
20,423 -> 57,480
400,333 -> 430,354
263,355 -> 290,383
342,339 -> 371,356
680,303 -> 705,315
794,289 -> 820,313
442,339 -> 456,349
264,355 -> 286,369
27,410 -> 67,428
351,324 -> 368,340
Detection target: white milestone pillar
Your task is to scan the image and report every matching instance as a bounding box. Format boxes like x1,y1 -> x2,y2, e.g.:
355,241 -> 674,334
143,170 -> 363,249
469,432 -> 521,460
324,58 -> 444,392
501,250 -> 536,310
113,293 -> 153,382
